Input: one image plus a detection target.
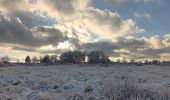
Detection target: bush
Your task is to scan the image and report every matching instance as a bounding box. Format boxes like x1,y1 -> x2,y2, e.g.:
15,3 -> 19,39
102,81 -> 170,100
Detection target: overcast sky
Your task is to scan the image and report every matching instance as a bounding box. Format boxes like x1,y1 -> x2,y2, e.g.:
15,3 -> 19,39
0,0 -> 170,62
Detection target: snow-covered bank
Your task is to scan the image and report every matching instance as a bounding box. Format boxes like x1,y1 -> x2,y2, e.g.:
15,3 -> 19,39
0,64 -> 170,100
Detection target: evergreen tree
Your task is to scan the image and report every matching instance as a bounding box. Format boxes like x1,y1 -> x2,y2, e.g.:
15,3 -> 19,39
25,56 -> 31,64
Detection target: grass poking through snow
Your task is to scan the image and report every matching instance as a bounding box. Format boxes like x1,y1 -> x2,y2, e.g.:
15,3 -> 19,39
102,81 -> 170,100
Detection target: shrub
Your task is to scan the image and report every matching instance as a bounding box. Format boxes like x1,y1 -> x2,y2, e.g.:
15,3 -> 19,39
102,81 -> 170,100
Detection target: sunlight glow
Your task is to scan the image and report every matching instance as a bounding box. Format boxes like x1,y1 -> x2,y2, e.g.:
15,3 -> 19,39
57,41 -> 70,49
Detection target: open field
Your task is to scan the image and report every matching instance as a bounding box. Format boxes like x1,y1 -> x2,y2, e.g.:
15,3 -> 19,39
0,64 -> 170,100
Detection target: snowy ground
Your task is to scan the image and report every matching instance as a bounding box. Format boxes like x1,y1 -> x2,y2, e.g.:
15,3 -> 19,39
0,64 -> 170,100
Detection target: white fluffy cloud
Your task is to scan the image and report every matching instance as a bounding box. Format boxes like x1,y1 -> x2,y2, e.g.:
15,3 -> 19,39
82,8 -> 145,41
134,0 -> 160,3
163,34 -> 170,46
133,12 -> 151,19
27,0 -> 144,42
46,7 -> 145,43
32,0 -> 90,20
103,0 -> 160,4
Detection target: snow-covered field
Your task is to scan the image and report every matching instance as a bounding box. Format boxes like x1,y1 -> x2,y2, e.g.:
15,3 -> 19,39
0,64 -> 170,100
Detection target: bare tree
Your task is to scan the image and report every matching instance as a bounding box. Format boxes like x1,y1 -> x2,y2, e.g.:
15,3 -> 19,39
32,56 -> 39,63
130,58 -> 135,64
1,56 -> 10,64
41,55 -> 51,63
60,51 -> 86,63
88,51 -> 109,64
51,55 -> 58,63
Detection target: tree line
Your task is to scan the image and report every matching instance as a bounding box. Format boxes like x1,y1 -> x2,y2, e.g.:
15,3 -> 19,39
1,50 -> 170,66
25,51 -> 110,64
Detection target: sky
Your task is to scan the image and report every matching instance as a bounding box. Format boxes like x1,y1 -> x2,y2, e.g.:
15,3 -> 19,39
0,0 -> 170,62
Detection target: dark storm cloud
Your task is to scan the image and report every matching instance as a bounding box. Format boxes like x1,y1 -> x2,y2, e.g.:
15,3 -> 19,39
115,37 -> 149,52
12,46 -> 36,52
141,46 -> 170,58
12,45 -> 66,54
38,49 -> 67,54
0,0 -> 34,27
78,37 -> 148,52
79,41 -> 116,51
10,10 -> 33,28
32,26 -> 68,46
80,41 -> 120,56
68,37 -> 150,58
0,15 -> 69,48
0,15 -> 39,46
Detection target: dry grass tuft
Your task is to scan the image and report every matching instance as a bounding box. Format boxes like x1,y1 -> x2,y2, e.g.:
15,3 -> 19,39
102,81 -> 170,100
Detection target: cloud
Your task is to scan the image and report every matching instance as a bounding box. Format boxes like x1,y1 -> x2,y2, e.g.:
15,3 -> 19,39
72,35 -> 170,60
141,47 -> 170,59
133,12 -> 151,19
31,26 -> 69,46
0,0 -> 34,27
101,0 -> 160,4
53,7 -> 145,43
0,15 -> 69,48
134,0 -> 161,3
0,15 -> 39,46
102,0 -> 125,3
34,0 -> 90,20
0,0 -> 168,61
148,35 -> 163,48
28,0 -> 144,42
137,35 -> 170,59
12,46 -> 36,52
163,34 -> 170,46
68,36 -> 149,58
